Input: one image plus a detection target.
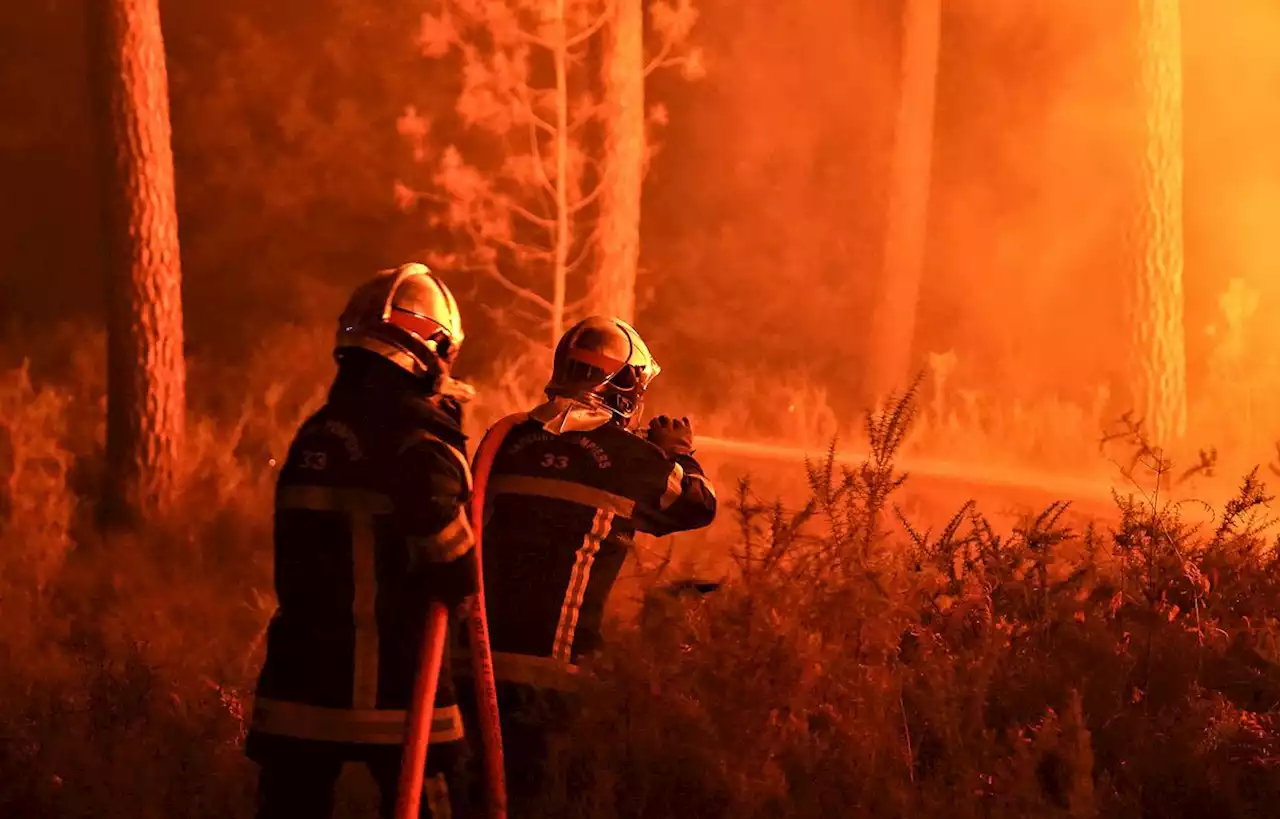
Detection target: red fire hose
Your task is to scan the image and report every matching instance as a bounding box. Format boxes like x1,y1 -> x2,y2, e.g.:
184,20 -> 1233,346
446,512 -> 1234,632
395,600 -> 450,819
396,414 -> 526,819
463,413 -> 527,818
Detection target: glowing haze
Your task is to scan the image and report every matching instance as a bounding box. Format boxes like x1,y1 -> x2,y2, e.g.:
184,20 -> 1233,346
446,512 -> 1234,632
3,0 -> 1280,491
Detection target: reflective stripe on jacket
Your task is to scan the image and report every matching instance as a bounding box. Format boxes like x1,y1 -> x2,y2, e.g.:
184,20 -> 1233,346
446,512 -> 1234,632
248,359 -> 475,747
465,408 -> 717,690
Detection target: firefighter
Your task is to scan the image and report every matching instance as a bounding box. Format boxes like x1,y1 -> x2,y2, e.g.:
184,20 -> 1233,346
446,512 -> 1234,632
245,263 -> 478,819
459,315 -> 718,814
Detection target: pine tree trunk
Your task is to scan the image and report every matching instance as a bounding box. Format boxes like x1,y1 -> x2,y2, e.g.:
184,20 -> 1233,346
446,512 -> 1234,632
1130,0 -> 1187,446
550,0 -> 571,348
90,0 -> 187,520
864,0 -> 941,402
594,0 -> 645,324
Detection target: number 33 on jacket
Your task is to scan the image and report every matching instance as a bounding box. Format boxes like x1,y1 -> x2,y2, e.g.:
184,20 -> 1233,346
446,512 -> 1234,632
539,453 -> 569,470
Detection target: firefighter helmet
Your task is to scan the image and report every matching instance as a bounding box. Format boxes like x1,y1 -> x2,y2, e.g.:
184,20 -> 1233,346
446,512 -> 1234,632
335,263 -> 464,380
545,316 -> 661,425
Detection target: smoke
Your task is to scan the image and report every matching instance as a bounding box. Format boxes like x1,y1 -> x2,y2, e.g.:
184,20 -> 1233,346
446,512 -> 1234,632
4,0 -> 1280,462
921,1 -> 1138,401
1184,0 -> 1280,377
642,0 -> 899,407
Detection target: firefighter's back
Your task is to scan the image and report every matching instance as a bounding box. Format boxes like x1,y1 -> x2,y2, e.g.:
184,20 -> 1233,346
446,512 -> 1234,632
459,316 -> 717,816
245,264 -> 477,819
479,405 -> 716,689
250,356 -> 472,748
484,419 -> 661,664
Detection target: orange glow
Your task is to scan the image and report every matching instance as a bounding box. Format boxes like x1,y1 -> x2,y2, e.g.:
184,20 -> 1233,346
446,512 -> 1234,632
9,2 -> 1280,814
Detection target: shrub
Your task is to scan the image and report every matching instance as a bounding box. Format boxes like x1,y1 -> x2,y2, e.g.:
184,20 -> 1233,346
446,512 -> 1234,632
537,381 -> 1280,819
0,342 -> 272,819
4,328 -> 1280,818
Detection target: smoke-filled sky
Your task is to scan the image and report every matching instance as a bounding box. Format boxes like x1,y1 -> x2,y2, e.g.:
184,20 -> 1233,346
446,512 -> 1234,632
3,0 -> 1280,434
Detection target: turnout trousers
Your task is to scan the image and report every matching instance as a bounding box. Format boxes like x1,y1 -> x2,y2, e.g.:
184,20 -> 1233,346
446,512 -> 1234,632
250,734 -> 473,819
457,679 -> 575,818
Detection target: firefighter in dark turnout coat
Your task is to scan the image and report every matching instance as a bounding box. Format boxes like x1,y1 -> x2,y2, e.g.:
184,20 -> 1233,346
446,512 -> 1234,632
246,264 -> 478,819
459,316 -> 718,813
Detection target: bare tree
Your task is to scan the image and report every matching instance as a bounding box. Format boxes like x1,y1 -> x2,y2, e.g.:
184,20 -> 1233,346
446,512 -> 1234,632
1129,0 -> 1188,446
595,0 -> 702,324
864,0 -> 941,403
398,1 -> 610,350
396,1 -> 699,346
89,0 -> 187,520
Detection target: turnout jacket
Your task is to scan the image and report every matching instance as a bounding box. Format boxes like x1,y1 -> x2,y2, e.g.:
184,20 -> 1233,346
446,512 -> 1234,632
246,360 -> 476,756
464,400 -> 717,691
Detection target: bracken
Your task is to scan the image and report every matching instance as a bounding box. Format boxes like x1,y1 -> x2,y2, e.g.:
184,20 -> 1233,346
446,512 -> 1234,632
3,329 -> 1280,818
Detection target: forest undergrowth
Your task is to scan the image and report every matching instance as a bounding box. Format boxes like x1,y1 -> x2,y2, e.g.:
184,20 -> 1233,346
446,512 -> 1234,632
3,332 -> 1280,818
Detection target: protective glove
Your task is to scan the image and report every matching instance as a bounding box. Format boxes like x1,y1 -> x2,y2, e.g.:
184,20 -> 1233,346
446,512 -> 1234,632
646,415 -> 695,458
420,553 -> 477,612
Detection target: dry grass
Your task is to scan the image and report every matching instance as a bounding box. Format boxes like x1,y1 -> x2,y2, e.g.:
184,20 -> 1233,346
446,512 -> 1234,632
905,350 -> 1116,479
538,383 -> 1280,819
3,325 -> 1280,818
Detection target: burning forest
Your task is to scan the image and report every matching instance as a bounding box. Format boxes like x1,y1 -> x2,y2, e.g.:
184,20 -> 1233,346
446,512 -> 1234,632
4,0 -> 1280,817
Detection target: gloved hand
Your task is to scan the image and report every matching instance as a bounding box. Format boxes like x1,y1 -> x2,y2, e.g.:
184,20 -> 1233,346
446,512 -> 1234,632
419,549 -> 477,611
646,415 -> 695,457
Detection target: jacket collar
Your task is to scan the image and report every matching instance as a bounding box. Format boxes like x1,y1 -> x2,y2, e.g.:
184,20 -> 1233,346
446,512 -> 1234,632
528,395 -> 616,434
329,358 -> 468,449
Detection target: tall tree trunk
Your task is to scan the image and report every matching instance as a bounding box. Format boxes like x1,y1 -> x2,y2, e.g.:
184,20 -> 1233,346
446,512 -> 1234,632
551,0 -> 571,347
1130,0 -> 1187,446
864,0 -> 941,402
594,0 -> 645,324
90,0 -> 187,520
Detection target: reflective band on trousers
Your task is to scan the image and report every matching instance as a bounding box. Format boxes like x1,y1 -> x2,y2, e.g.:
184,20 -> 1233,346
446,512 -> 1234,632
453,650 -> 584,692
250,697 -> 465,744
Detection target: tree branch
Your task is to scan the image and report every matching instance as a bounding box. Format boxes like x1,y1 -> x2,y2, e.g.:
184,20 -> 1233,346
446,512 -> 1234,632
518,93 -> 558,199
503,196 -> 557,230
488,139 -> 550,220
512,83 -> 558,199
478,303 -> 547,345
644,40 -> 677,76
569,102 -> 606,134
507,302 -> 554,334
567,0 -> 616,48
512,24 -> 554,51
461,219 -> 547,260
566,224 -> 603,273
568,166 -> 613,215
475,224 -> 554,262
518,100 -> 557,136
478,260 -> 552,312
493,126 -> 555,215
